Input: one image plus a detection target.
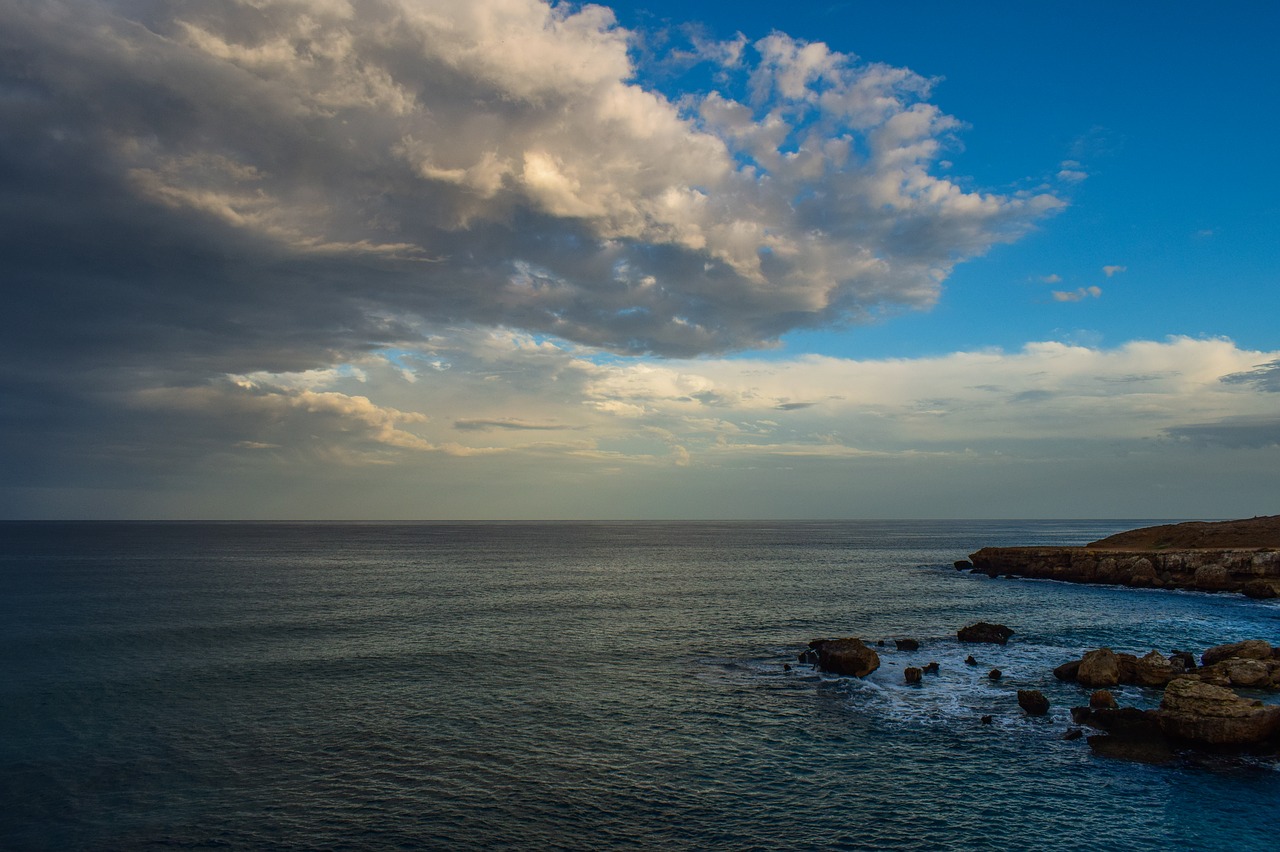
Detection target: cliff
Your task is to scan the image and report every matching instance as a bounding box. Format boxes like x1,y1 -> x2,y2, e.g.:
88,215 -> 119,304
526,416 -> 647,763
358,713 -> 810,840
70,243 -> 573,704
968,516 -> 1280,598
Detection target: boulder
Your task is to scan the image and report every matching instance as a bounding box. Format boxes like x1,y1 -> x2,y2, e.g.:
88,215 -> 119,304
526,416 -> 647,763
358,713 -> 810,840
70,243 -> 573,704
904,666 -> 923,684
1063,727 -> 1084,741
1053,660 -> 1081,681
1089,690 -> 1118,710
954,560 -> 974,570
922,661 -> 940,675
808,638 -> 881,678
895,638 -> 920,651
965,654 -> 978,666
957,622 -> 1014,645
1168,650 -> 1197,672
1077,648 -> 1121,688
1132,650 -> 1176,687
988,668 -> 1002,681
980,715 -> 994,725
1202,640 -> 1273,666
1220,658 -> 1273,689
1155,678 -> 1280,745
1017,689 -> 1050,715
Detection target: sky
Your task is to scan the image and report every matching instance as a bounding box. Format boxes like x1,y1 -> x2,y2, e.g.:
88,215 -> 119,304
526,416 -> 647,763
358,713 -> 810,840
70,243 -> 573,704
1,0 -> 1278,520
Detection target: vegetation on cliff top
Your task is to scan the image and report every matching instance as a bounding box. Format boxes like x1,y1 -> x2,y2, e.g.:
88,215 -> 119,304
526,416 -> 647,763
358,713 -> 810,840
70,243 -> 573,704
1088,516 -> 1280,550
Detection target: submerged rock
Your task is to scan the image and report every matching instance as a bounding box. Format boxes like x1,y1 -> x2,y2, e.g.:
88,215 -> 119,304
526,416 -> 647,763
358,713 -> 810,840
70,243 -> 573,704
807,637 -> 881,678
987,668 -> 1002,681
965,654 -> 978,666
904,666 -> 923,684
957,622 -> 1014,645
922,661 -> 940,675
895,638 -> 920,651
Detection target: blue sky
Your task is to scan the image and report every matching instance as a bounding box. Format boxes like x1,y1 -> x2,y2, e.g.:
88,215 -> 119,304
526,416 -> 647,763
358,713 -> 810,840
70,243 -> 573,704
1,0 -> 1277,519
617,0 -> 1280,360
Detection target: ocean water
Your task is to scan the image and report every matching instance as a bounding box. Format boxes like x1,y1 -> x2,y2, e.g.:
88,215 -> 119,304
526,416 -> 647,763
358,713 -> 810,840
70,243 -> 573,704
1,520 -> 1278,851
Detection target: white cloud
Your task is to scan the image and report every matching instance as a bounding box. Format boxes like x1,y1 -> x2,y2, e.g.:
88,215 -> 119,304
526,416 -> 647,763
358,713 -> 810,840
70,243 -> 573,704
125,334 -> 1277,469
1102,265 -> 1127,277
1052,286 -> 1102,302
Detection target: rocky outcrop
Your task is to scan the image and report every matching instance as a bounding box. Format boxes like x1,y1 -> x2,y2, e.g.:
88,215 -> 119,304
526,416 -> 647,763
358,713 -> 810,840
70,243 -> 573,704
895,638 -> 920,651
957,622 -> 1013,644
806,637 -> 881,677
967,546 -> 1280,596
904,666 -> 922,684
1089,690 -> 1118,710
1155,679 -> 1280,746
1202,639 -> 1273,666
1056,642 -> 1278,690
1018,689 -> 1050,715
1076,648 -> 1121,687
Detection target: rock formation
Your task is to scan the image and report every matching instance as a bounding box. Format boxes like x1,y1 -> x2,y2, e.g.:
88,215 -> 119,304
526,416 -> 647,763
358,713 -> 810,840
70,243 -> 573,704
804,637 -> 881,677
966,517 -> 1280,597
957,622 -> 1013,644
1018,689 -> 1050,715
1056,641 -> 1280,690
1155,679 -> 1280,746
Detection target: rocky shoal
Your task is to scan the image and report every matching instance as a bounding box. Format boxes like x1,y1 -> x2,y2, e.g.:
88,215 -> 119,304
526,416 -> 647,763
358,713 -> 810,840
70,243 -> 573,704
797,625 -> 1280,760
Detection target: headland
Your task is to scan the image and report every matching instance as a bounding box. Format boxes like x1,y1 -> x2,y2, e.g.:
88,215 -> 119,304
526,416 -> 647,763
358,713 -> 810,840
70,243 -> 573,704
967,516 -> 1280,598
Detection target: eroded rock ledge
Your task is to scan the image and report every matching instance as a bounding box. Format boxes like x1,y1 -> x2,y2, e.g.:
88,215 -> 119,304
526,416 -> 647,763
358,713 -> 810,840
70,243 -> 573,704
967,546 -> 1280,597
967,516 -> 1280,598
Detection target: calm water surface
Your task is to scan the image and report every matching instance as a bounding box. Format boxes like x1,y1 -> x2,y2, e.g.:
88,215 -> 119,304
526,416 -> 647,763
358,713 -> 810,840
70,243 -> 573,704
2,521 -> 1278,850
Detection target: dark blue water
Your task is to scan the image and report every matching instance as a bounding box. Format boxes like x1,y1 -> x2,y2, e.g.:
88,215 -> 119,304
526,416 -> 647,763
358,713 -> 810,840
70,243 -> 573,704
2,521 -> 1278,850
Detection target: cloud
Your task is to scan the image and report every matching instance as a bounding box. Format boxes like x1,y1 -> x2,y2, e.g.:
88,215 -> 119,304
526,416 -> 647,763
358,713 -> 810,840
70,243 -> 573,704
1040,274 -> 1063,284
1102,265 -> 1127,277
0,0 -> 1060,381
1051,286 -> 1102,302
454,418 -> 575,432
6,329 -> 1279,516
1222,359 -> 1280,392
1165,416 -> 1280,449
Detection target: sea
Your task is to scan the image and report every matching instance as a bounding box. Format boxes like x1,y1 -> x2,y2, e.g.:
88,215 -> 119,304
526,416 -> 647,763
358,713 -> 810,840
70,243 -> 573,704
2,520 -> 1278,851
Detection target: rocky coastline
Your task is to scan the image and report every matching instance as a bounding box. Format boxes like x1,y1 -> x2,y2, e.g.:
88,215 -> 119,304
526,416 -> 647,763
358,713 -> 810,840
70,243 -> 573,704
798,625 -> 1280,762
964,516 -> 1280,598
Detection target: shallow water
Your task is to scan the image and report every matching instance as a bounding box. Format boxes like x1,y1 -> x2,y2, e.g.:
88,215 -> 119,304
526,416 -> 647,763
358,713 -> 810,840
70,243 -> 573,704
1,520 -> 1277,850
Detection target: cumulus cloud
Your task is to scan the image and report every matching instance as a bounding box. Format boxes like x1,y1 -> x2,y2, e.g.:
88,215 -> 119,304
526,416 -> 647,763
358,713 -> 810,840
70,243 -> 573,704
0,0 -> 1059,375
1051,286 -> 1102,302
1102,265 -> 1127,277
